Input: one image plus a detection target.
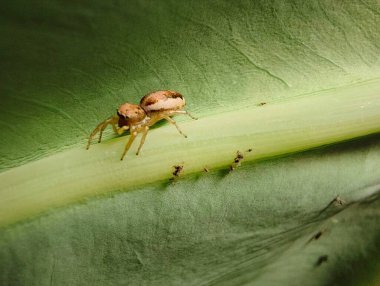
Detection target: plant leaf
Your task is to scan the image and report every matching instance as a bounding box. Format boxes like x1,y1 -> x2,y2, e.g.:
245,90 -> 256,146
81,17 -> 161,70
1,136 -> 380,285
1,80 -> 380,226
1,0 -> 380,285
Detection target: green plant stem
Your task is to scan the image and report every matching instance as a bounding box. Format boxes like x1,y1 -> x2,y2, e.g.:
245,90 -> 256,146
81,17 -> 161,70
1,80 -> 380,227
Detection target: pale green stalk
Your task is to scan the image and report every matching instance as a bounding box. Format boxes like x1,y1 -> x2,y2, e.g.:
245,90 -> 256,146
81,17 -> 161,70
1,80 -> 380,227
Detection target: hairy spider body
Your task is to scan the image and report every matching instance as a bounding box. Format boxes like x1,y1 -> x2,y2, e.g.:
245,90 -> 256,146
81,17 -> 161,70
86,90 -> 196,160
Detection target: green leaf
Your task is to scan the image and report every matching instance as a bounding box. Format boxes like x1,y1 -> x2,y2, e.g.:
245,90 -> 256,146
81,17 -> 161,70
1,138 -> 380,285
1,80 -> 380,226
1,0 -> 380,285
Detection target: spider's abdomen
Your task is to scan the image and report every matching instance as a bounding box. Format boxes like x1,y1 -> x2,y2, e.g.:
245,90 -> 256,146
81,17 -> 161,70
140,90 -> 185,113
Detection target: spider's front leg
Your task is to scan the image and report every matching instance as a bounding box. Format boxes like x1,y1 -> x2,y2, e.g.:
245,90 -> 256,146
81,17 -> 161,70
136,126 -> 149,155
120,125 -> 149,159
86,115 -> 119,149
120,131 -> 137,160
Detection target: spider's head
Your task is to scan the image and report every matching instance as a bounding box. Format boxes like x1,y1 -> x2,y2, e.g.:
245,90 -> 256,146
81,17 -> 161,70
117,103 -> 146,127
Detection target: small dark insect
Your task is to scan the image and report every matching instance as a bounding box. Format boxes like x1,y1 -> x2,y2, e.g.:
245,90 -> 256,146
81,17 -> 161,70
230,151 -> 244,172
172,164 -> 184,178
315,255 -> 328,267
307,229 -> 327,244
313,230 -> 324,240
257,102 -> 267,106
203,167 -> 209,173
247,148 -> 253,152
236,152 -> 244,161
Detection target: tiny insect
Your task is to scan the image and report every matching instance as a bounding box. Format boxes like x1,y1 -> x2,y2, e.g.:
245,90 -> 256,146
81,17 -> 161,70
230,151 -> 244,172
315,255 -> 328,267
257,102 -> 267,106
234,152 -> 244,164
172,164 -> 183,176
306,229 -> 327,244
171,164 -> 184,181
203,167 -> 209,173
313,229 -> 325,240
86,90 -> 197,160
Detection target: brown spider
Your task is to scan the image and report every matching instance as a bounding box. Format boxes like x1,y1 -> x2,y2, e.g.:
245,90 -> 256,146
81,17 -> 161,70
86,90 -> 197,160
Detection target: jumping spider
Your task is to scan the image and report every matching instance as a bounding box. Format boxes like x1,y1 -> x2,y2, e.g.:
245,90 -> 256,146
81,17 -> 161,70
86,90 -> 197,160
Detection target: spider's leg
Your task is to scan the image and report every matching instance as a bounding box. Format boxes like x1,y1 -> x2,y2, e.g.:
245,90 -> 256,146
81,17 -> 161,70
86,116 -> 118,149
98,124 -> 107,143
168,110 -> 197,120
87,121 -> 107,149
98,116 -> 120,143
120,131 -> 137,160
164,116 -> 187,138
136,126 -> 149,155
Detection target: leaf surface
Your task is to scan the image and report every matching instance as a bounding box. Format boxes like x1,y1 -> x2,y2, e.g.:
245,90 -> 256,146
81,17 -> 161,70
1,0 -> 380,285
